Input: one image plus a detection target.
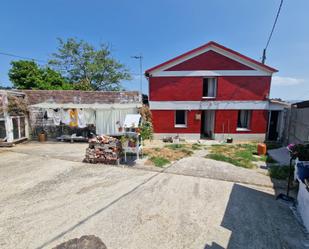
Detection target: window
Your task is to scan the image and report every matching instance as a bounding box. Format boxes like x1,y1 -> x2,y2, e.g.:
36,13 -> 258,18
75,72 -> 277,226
175,110 -> 187,127
0,120 -> 6,139
237,110 -> 251,130
203,78 -> 217,98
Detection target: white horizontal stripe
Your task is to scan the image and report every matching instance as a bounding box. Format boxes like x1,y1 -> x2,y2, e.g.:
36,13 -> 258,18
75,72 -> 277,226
149,101 -> 269,110
151,70 -> 271,77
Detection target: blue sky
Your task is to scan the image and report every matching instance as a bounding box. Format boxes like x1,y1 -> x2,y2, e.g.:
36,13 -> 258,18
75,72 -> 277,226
1,0 -> 309,100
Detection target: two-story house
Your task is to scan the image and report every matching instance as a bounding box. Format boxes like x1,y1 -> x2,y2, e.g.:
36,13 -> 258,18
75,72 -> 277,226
146,41 -> 278,141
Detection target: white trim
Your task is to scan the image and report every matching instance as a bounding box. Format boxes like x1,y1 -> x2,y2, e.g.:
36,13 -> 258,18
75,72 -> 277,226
150,101 -> 269,110
154,133 -> 201,140
213,133 -> 266,141
151,70 -> 271,77
149,45 -> 274,75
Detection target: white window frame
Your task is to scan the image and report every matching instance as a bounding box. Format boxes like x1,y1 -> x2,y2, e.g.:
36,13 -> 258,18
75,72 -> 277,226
174,110 -> 187,128
11,115 -> 26,140
236,110 -> 251,131
202,77 -> 217,99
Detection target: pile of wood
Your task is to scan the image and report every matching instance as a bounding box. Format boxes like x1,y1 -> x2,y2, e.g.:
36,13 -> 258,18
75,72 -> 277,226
83,135 -> 122,165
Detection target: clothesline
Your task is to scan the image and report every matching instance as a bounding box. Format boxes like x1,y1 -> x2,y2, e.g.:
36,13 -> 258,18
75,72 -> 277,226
45,108 -> 96,128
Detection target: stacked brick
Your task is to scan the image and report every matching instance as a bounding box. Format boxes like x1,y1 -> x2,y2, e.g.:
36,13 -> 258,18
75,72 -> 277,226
83,135 -> 122,165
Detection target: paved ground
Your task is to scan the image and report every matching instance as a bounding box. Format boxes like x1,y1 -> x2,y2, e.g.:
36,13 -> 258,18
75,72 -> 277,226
0,142 -> 308,249
268,147 -> 291,165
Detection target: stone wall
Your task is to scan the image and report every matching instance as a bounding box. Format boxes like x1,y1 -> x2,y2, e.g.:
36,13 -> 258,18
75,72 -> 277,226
23,90 -> 140,105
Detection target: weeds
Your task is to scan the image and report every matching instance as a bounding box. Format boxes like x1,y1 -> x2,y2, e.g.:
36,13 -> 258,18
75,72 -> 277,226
268,165 -> 293,180
149,156 -> 170,167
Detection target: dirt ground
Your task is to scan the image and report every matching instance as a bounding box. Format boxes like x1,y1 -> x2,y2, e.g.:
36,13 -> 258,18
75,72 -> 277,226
0,142 -> 308,249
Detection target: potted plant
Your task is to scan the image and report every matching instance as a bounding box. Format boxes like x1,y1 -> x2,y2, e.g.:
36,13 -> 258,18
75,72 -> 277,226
226,137 -> 233,143
120,135 -> 128,147
116,121 -> 123,132
128,137 -> 137,147
38,129 -> 47,142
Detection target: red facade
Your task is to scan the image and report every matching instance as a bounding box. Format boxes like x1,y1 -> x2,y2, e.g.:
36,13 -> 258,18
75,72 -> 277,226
150,76 -> 271,101
147,41 -> 277,140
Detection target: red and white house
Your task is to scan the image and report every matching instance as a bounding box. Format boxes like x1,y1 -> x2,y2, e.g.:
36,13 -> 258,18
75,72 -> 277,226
146,41 -> 280,141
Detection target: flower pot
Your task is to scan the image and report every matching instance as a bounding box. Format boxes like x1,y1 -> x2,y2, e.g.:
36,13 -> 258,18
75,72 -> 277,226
296,161 -> 309,182
226,138 -> 233,143
128,141 -> 136,147
38,132 -> 46,142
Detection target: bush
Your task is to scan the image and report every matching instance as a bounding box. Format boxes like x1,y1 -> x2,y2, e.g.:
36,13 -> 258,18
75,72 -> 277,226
140,121 -> 153,140
268,165 -> 293,180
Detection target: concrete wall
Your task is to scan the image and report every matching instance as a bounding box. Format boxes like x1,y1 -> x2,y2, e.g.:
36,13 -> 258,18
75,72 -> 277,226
285,107 -> 309,144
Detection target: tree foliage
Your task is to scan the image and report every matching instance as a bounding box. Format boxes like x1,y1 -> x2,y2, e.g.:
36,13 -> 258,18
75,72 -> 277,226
8,60 -> 72,90
48,38 -> 131,91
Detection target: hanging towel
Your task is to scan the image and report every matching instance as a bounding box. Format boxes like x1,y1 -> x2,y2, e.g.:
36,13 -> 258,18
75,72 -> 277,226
69,109 -> 78,127
53,109 -> 61,125
84,109 -> 96,125
46,109 -> 54,119
60,109 -> 70,125
78,109 -> 87,128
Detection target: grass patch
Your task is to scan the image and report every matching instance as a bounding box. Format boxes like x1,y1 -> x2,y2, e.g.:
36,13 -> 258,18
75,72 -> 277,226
149,156 -> 170,167
207,153 -> 254,168
191,143 -> 203,150
206,142 -> 264,169
144,144 -> 194,167
268,165 -> 293,180
181,148 -> 194,156
164,143 -> 186,150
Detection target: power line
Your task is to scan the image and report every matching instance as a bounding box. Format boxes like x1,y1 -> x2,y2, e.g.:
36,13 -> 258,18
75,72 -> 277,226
0,51 -> 47,63
262,0 -> 284,64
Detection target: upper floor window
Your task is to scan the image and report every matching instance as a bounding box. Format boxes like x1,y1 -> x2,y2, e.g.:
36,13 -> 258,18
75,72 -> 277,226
175,110 -> 187,128
203,78 -> 217,98
237,110 -> 251,130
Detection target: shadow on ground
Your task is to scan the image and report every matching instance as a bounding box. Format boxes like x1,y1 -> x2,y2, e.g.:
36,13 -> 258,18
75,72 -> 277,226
204,184 -> 309,249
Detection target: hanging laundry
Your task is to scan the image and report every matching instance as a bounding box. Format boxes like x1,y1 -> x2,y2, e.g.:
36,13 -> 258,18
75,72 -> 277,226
60,109 -> 70,125
53,109 -> 61,125
46,109 -> 54,119
69,109 -> 78,127
78,109 -> 87,128
84,109 -> 96,125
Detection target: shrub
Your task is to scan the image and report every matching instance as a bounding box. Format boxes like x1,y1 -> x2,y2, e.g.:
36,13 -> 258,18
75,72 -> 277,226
268,165 -> 293,180
140,121 -> 153,140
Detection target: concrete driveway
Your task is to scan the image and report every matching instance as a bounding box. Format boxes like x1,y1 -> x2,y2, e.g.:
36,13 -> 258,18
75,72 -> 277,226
0,142 -> 308,249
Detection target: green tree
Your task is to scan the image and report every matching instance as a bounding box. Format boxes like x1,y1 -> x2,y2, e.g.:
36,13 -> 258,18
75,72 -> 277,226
8,60 -> 72,90
48,38 -> 131,91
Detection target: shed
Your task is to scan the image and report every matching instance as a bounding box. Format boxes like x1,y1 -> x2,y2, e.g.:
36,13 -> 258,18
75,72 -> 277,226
23,90 -> 142,139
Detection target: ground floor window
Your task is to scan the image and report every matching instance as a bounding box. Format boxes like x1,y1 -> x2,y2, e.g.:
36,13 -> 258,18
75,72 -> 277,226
175,110 -> 187,128
237,110 -> 251,130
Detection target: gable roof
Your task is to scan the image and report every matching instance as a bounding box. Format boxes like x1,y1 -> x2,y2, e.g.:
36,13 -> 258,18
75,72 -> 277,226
145,41 -> 278,75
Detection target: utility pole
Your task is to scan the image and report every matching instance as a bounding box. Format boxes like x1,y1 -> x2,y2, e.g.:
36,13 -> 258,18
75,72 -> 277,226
131,54 -> 143,96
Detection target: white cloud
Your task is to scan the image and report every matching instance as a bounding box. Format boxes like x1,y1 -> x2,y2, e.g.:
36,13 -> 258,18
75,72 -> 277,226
272,76 -> 305,86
